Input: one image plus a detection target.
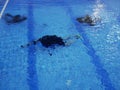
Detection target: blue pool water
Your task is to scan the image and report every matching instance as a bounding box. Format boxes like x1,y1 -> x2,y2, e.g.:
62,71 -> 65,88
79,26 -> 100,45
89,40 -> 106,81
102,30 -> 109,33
0,0 -> 120,90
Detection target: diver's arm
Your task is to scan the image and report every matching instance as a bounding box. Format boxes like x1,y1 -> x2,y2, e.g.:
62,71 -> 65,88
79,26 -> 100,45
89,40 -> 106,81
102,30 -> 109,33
20,40 -> 38,48
64,35 -> 81,46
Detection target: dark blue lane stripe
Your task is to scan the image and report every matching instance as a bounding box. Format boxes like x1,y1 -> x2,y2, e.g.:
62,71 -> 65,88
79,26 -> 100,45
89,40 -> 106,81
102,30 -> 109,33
74,22 -> 115,90
27,1 -> 39,90
61,3 -> 115,90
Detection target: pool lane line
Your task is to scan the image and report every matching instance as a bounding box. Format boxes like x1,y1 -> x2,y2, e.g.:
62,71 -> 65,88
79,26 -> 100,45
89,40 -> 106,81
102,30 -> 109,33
27,1 -> 39,90
60,3 -> 115,90
0,0 -> 9,19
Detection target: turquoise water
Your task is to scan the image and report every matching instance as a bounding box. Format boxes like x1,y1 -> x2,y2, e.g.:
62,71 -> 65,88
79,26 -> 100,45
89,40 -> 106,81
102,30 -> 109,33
0,0 -> 120,90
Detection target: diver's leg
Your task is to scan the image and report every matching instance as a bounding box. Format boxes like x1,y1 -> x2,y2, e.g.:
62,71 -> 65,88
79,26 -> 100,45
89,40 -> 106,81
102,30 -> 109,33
5,13 -> 13,17
3,13 -> 14,23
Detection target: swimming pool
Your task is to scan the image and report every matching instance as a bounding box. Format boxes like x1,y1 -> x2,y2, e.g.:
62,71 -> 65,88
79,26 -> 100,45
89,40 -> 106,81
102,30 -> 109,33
0,0 -> 120,90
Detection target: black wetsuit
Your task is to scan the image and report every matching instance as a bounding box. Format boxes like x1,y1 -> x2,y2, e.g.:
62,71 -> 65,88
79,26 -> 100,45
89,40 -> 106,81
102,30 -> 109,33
39,35 -> 65,48
4,13 -> 27,23
21,35 -> 65,48
76,15 -> 95,26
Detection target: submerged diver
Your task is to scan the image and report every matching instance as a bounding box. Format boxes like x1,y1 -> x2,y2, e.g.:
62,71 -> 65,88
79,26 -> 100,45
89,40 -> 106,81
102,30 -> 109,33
76,14 -> 100,26
3,13 -> 27,24
21,35 -> 81,48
